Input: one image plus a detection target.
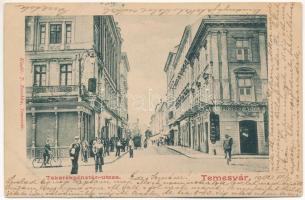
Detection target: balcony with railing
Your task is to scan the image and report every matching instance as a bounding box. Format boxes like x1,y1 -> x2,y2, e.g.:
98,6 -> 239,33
27,85 -> 79,98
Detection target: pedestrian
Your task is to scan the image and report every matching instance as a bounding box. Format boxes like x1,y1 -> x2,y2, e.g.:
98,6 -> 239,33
121,138 -> 126,152
128,138 -> 134,158
223,134 -> 233,161
81,139 -> 89,162
110,137 -> 114,152
115,138 -> 122,157
70,136 -> 81,174
93,138 -> 104,172
105,138 -> 110,156
144,138 -> 148,148
43,139 -> 51,166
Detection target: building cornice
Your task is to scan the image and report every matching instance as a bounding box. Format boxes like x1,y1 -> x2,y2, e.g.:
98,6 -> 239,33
186,15 -> 267,62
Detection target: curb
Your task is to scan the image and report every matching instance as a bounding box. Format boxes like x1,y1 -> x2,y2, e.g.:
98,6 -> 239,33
167,146 -> 195,159
167,146 -> 269,160
104,151 -> 129,164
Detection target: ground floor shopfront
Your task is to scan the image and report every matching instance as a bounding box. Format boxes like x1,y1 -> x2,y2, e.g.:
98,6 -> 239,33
26,101 -> 96,158
171,104 -> 269,155
26,100 -> 127,158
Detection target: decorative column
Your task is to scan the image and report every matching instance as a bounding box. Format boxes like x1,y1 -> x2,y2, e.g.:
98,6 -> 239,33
28,17 -> 35,51
44,22 -> 49,50
221,30 -> 230,100
61,21 -> 66,50
176,123 -> 179,146
211,32 -> 221,101
78,111 -> 81,138
259,31 -> 268,101
54,107 -> 58,158
31,110 -> 36,159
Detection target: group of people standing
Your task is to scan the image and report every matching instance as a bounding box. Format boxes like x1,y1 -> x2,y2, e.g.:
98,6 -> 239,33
69,136 -> 136,174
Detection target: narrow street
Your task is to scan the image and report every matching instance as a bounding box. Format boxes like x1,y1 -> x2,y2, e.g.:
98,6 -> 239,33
30,145 -> 269,176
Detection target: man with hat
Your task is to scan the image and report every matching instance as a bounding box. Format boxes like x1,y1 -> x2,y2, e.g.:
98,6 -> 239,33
70,136 -> 81,174
223,134 -> 233,162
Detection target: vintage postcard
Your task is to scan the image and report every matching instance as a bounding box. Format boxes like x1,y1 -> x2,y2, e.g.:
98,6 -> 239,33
3,2 -> 303,197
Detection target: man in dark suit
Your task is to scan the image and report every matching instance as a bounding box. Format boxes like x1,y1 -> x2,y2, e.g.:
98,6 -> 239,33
223,134 -> 233,161
70,136 -> 81,174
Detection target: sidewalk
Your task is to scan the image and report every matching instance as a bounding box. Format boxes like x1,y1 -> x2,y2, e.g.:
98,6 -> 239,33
167,146 -> 269,159
29,150 -> 129,168
65,150 -> 129,167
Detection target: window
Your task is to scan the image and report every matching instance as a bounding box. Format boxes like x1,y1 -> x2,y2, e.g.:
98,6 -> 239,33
39,24 -> 46,44
236,39 -> 251,61
50,24 -> 62,44
238,78 -> 253,101
66,23 -> 72,44
60,64 -> 72,85
34,65 -> 46,86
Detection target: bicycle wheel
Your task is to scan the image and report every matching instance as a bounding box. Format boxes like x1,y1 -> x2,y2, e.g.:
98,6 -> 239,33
32,158 -> 43,168
50,157 -> 62,167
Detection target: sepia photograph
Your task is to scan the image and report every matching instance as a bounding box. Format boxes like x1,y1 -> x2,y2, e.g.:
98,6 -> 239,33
25,15 -> 269,175
3,2 -> 302,197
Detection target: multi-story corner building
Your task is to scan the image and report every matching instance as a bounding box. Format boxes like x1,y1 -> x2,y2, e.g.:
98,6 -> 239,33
25,16 -> 129,157
165,15 -> 268,155
164,25 -> 194,147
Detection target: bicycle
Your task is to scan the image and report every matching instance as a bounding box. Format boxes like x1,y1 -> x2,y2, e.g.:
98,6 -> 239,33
32,151 -> 62,168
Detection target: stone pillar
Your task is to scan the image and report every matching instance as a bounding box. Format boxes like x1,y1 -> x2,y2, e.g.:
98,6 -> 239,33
177,122 -> 181,146
78,111 -> 81,138
31,109 -> 36,142
44,22 -> 49,50
211,32 -> 221,101
187,119 -> 191,148
61,21 -> 66,50
26,17 -> 35,51
54,108 -> 58,158
259,31 -> 268,101
206,33 -> 213,104
31,111 -> 36,158
221,30 -> 230,100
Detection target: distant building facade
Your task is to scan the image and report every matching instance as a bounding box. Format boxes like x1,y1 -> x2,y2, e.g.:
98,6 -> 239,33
162,15 -> 268,155
149,100 -> 168,137
119,52 -> 130,138
25,16 -> 129,157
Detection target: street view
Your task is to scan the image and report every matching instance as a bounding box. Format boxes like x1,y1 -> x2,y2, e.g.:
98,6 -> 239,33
25,15 -> 269,174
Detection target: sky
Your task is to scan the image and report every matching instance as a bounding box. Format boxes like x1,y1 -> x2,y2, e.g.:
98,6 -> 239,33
115,16 -> 201,131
